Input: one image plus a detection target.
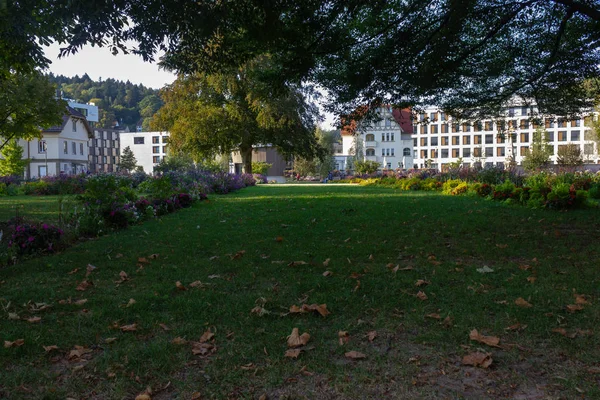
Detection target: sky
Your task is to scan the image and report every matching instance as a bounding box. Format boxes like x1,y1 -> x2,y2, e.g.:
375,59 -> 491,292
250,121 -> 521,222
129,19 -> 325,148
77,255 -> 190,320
43,43 -> 337,129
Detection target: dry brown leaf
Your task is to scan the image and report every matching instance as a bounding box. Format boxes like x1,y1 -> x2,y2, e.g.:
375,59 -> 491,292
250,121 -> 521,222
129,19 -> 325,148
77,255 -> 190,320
137,257 -> 150,264
251,306 -> 269,316
469,329 -> 500,347
323,258 -> 331,267
199,331 -> 214,343
416,291 -> 428,301
73,299 -> 88,306
275,236 -> 284,242
527,276 -> 537,283
368,254 -> 374,260
148,253 -> 159,259
552,328 -> 577,338
120,323 -> 137,332
43,345 -> 59,352
566,304 -> 584,313
338,331 -> 350,345
496,244 -> 508,249
462,352 -> 493,368
353,280 -> 361,292
587,367 -> 600,374
68,268 -> 79,275
519,264 -> 532,271
159,323 -> 170,331
386,263 -> 395,269
288,261 -> 308,267
287,328 -> 310,348
285,349 -> 302,359
105,337 -> 117,344
175,281 -> 187,291
514,297 -> 532,308
367,331 -> 377,342
415,279 -> 430,287
126,298 -> 136,307
575,294 -> 590,305
323,270 -> 333,277
135,394 -> 152,400
289,305 -> 302,313
443,316 -> 454,328
27,316 -> 41,323
4,339 -> 24,348
76,280 -> 92,291
345,351 -> 366,360
189,281 -> 206,288
171,337 -> 187,345
191,342 -> 215,356
505,323 -> 527,331
231,250 -> 246,260
118,271 -> 128,282
8,312 -> 19,320
68,345 -> 92,359
85,264 -> 96,277
426,313 -> 441,320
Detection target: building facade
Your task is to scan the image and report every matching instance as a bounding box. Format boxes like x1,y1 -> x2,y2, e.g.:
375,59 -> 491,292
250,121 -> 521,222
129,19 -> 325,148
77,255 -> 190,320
412,105 -> 599,170
119,131 -> 169,173
88,128 -> 121,173
16,106 -> 93,178
230,146 -> 292,177
337,107 -> 415,171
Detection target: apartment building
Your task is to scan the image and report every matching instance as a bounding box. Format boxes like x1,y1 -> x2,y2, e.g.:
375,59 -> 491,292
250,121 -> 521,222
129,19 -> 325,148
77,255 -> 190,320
88,128 -> 121,173
119,131 -> 169,173
337,107 -> 415,171
412,105 -> 598,170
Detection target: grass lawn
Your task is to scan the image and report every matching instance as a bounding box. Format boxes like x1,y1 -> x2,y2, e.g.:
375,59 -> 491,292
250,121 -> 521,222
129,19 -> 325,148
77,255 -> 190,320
1,184 -> 599,399
0,195 -> 77,224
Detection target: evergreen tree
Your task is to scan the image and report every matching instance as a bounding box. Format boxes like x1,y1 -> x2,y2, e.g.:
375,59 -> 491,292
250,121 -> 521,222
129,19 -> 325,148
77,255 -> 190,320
522,128 -> 553,171
0,139 -> 28,177
120,146 -> 138,172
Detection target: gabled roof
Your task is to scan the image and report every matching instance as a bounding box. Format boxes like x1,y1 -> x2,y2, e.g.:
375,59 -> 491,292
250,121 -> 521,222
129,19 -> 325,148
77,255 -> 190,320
42,106 -> 93,138
392,108 -> 414,134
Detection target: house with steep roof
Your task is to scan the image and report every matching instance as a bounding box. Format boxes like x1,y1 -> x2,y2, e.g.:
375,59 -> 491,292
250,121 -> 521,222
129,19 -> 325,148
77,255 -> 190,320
19,106 -> 93,178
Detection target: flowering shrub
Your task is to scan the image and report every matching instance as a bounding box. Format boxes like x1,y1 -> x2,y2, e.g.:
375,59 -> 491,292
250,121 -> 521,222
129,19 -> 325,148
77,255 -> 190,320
8,223 -> 63,254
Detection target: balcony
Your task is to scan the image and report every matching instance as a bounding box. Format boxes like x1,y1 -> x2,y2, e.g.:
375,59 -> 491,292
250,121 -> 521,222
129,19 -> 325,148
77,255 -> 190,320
365,141 -> 377,148
365,155 -> 379,162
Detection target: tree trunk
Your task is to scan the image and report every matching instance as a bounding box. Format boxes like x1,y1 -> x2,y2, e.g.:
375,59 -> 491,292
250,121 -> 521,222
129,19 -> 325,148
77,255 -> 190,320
240,146 -> 253,174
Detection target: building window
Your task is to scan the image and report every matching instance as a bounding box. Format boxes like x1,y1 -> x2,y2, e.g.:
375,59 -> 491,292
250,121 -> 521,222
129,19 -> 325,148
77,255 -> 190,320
484,121 -> 493,131
420,138 -> 428,146
557,119 -> 566,128
452,124 -> 459,133
152,146 -> 160,154
452,149 -> 460,158
545,118 -> 553,128
153,156 -> 160,163
420,125 -> 426,134
520,119 -> 529,129
474,135 -> 482,145
38,140 -> 46,153
381,133 -> 385,141
441,124 -> 448,133
391,133 -> 394,141
163,145 -> 168,153
431,149 -> 438,158
152,136 -> 160,144
520,133 -> 529,143
431,137 -> 438,146
546,131 -> 554,142
497,134 -> 505,144
430,112 -> 437,121
386,148 -> 390,156
403,147 -> 411,156
452,136 -> 459,145
558,131 -> 567,142
485,147 -> 493,157
462,136 -> 470,145
571,130 -> 580,141
413,138 -> 417,147
441,136 -> 449,145
474,121 -> 482,132
520,146 -> 529,156
366,133 -> 374,141
80,143 -> 84,155
473,148 -> 481,157
497,147 -> 505,156
430,125 -> 438,134
440,112 -> 446,121
71,142 -> 76,154
571,119 -> 581,127
441,149 -> 449,158
462,123 -> 471,132
134,137 -> 145,144
63,141 -> 68,154
72,120 -> 77,132
463,148 -> 471,158
385,118 -> 391,128
391,148 -> 395,156
366,148 -> 375,156
420,150 -> 428,158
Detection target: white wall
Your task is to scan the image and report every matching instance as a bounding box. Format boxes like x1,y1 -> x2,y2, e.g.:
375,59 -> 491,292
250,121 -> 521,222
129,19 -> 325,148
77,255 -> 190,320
120,131 -> 169,173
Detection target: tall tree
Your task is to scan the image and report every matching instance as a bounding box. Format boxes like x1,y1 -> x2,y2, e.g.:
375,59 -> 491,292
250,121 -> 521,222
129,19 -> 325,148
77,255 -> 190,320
0,71 -> 64,150
556,143 -> 584,167
151,58 -> 325,173
119,146 -> 138,172
0,139 -> 28,176
522,128 -> 553,171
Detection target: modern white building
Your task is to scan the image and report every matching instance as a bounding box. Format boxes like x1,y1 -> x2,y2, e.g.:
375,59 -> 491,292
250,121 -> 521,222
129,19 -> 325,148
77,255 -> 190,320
67,100 -> 99,124
412,105 -> 599,170
14,106 -> 93,178
119,131 -> 169,173
336,106 -> 415,171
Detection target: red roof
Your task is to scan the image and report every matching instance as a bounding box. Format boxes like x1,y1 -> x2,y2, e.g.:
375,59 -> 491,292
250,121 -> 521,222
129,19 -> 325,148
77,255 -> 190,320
392,108 -> 413,133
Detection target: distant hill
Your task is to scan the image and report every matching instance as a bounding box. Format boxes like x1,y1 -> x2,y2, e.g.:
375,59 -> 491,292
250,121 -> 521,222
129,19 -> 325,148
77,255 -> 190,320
46,73 -> 164,131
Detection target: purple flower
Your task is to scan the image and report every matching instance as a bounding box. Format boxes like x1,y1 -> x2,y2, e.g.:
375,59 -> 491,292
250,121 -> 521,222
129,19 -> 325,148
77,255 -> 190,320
42,223 -> 49,230
28,236 -> 35,242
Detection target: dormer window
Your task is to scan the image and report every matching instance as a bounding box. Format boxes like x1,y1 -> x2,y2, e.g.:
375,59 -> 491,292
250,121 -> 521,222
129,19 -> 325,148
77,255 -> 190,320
72,120 -> 77,132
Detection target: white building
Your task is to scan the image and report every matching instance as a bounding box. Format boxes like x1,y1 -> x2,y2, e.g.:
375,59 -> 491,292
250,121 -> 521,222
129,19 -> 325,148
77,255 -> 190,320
336,106 -> 415,171
16,106 -> 93,178
120,131 -> 169,173
413,105 -> 599,170
67,101 -> 99,124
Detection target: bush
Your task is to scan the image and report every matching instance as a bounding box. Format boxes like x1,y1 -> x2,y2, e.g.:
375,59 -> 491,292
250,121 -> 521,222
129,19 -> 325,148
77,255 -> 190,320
442,179 -> 464,195
251,162 -> 272,175
8,223 -> 63,255
589,184 -> 600,199
354,160 -> 380,174
492,180 -> 517,201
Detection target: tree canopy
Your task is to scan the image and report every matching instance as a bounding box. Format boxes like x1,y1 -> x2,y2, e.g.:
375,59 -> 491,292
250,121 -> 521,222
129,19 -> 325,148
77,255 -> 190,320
3,0 -> 600,121
151,58 -> 325,173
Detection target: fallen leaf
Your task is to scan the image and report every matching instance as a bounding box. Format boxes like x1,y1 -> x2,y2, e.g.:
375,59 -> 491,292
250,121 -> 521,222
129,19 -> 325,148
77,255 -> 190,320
368,254 -> 374,260
469,329 -> 500,347
115,253 -> 123,258
68,345 -> 92,359
505,323 -> 527,331
231,250 -> 246,260
386,263 -> 396,269
73,299 -> 88,306
27,316 -> 41,323
290,303 -> 330,317
76,280 -> 92,291
288,261 -> 308,267
126,298 -> 136,307
552,328 -> 576,338
462,352 -> 493,368
443,316 -> 454,328
284,349 -> 301,359
189,281 -> 206,288
519,264 -> 532,271
199,331 -> 214,343
367,331 -> 377,342
566,304 -> 584,313
587,367 -> 600,374
426,313 -> 441,320
120,323 -> 137,332
353,280 -> 361,292
191,341 -> 215,356
137,257 -> 149,264
105,337 -> 117,344
251,306 -> 269,316
287,328 -> 310,348
476,266 -> 494,273
135,394 -> 151,400
322,270 -> 333,277
416,291 -> 428,301
209,256 -> 219,261
148,253 -> 159,259
43,345 -> 59,352
171,337 -> 187,345
574,294 -> 590,305
4,339 -> 24,348
514,297 -> 532,308
344,237 -> 351,243
345,351 -> 366,360
415,279 -> 430,287
175,281 -> 187,291
275,236 -> 284,242
68,268 -> 79,275
338,331 -> 350,345
323,258 -> 331,267
527,276 -> 536,283
159,323 -> 170,331
8,313 -> 19,320
496,244 -> 508,248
